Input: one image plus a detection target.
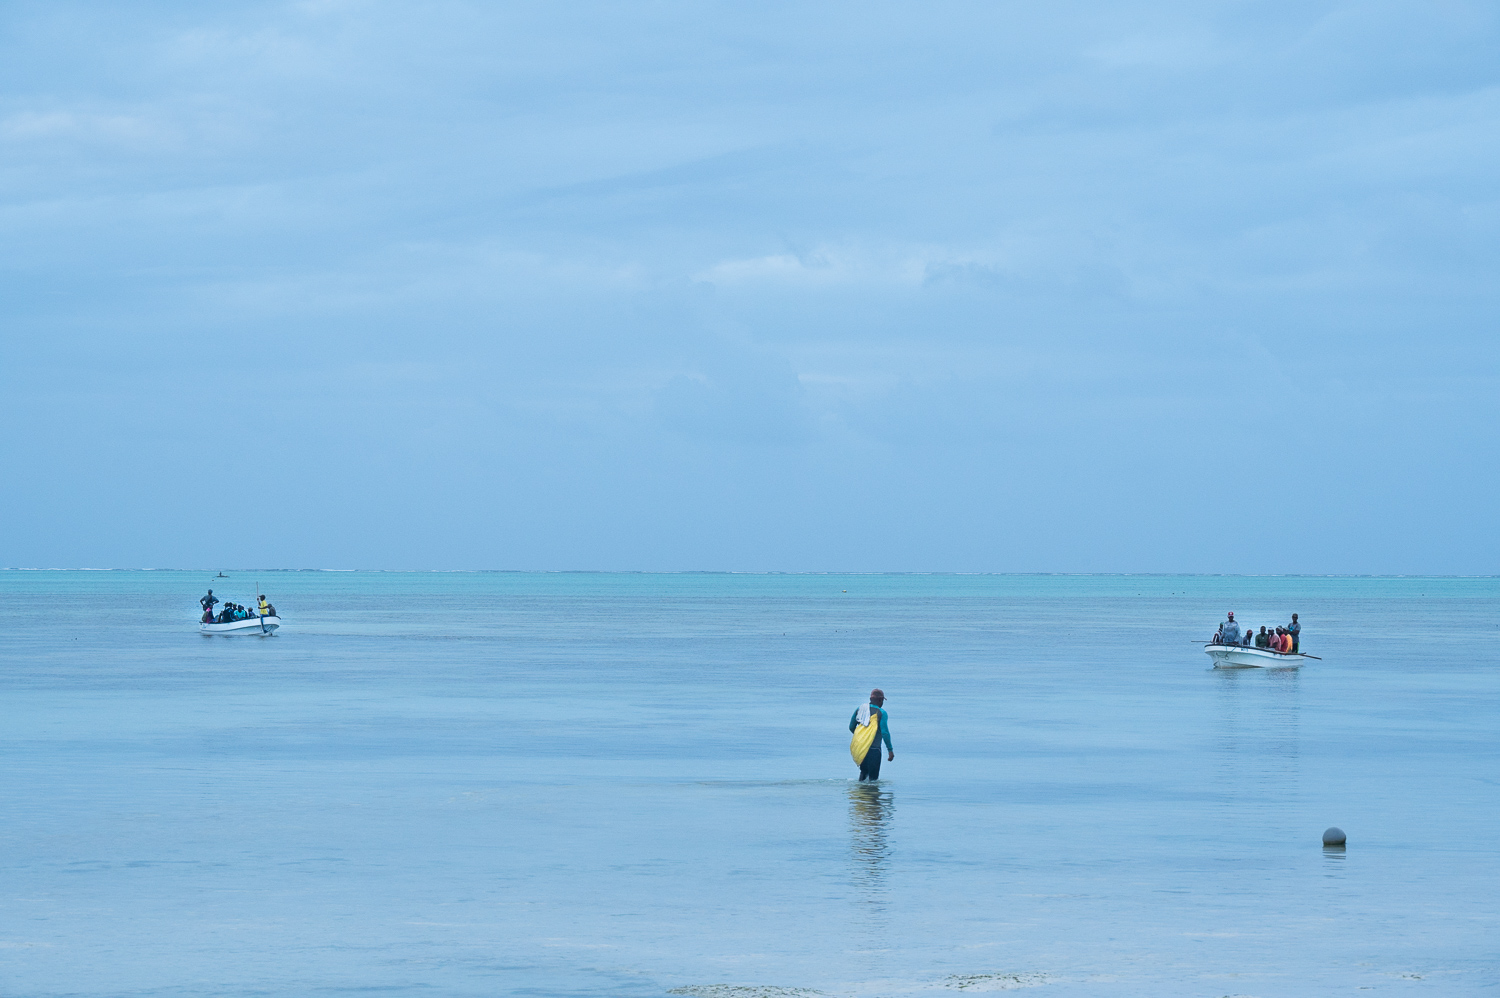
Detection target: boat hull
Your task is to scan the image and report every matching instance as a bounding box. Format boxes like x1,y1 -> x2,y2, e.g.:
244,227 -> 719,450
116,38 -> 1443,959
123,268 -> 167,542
200,616 -> 281,635
1206,643 -> 1306,668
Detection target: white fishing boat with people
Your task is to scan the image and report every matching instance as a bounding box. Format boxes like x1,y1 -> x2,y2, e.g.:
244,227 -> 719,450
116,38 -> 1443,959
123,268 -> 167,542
201,614 -> 282,635
1204,642 -> 1311,668
1203,609 -> 1315,668
197,584 -> 281,636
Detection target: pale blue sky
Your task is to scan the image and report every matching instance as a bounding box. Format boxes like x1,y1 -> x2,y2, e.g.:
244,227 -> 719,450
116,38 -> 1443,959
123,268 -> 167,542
3,1 -> 1497,571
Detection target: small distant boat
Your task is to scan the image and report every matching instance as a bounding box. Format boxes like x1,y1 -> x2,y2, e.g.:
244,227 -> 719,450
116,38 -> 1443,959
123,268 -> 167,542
201,615 -> 281,636
1206,643 -> 1309,668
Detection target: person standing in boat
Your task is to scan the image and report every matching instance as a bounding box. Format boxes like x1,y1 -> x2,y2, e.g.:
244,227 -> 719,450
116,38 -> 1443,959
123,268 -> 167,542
257,595 -> 271,617
1288,614 -> 1300,653
849,689 -> 894,782
200,589 -> 219,613
1218,612 -> 1241,645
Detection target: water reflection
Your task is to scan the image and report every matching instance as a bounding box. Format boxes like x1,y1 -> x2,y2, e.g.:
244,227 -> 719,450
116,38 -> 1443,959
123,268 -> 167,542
847,783 -> 893,911
1214,666 -> 1302,811
1320,842 -> 1348,887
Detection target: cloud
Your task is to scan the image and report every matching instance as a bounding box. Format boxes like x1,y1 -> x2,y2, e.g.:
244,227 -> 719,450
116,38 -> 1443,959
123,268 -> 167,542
2,0 -> 1498,570
695,247 -> 929,289
653,346 -> 812,445
1,110 -> 155,143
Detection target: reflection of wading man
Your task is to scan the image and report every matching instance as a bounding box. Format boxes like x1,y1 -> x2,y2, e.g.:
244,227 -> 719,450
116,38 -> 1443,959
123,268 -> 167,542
849,688 -> 894,781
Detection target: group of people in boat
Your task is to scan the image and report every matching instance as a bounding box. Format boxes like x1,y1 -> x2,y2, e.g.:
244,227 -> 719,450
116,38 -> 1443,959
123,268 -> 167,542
1213,611 -> 1300,653
199,589 -> 275,624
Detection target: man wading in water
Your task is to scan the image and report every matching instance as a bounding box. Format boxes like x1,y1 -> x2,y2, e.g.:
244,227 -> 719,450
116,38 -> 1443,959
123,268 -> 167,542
849,689 -> 894,781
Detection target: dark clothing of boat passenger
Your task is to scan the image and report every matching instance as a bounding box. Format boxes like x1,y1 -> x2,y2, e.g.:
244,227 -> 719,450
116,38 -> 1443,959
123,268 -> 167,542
1255,627 -> 1269,648
1241,631 -> 1253,646
1288,615 -> 1300,653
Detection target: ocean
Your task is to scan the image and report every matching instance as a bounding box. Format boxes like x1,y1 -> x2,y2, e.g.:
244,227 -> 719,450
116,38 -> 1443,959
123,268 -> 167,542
2,571 -> 1496,996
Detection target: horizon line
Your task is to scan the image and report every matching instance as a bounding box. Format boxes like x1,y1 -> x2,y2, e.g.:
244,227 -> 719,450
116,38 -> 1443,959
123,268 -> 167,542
2,568 -> 1497,579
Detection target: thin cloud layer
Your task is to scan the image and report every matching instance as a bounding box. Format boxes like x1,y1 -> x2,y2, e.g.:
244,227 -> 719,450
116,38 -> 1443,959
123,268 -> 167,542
2,0 -> 1497,570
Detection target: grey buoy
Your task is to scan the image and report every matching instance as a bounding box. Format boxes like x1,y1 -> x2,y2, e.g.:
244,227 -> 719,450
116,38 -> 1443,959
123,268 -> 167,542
1322,826 -> 1346,847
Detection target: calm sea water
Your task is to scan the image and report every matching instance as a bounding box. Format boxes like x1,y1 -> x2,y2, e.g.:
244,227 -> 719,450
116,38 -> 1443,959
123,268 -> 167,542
2,571 -> 1496,997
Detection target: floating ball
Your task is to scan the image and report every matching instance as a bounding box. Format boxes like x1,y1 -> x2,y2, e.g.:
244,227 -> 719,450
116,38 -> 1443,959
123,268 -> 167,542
1322,826 -> 1346,846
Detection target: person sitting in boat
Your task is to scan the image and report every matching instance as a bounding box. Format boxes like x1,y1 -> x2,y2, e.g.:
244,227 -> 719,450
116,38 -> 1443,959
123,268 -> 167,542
201,608 -> 214,624
1241,629 -> 1253,647
1255,626 -> 1269,648
1217,612 -> 1240,645
1273,627 -> 1289,653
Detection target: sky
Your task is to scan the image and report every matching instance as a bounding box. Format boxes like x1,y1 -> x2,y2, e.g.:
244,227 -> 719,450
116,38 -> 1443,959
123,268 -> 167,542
2,0 -> 1497,572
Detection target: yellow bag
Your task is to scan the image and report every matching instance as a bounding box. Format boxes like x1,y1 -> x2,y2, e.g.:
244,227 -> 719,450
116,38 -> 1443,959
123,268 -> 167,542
850,709 -> 880,764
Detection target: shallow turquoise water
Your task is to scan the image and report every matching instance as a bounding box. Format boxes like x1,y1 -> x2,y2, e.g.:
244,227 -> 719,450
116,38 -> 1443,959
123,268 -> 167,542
2,571 -> 1497,996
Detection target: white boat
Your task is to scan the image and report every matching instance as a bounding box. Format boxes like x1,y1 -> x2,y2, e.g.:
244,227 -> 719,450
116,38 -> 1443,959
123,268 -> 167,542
200,615 -> 281,635
1206,642 -> 1309,668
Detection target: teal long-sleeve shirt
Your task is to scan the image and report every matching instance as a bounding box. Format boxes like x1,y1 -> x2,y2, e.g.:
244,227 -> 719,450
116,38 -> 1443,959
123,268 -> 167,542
849,704 -> 893,752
